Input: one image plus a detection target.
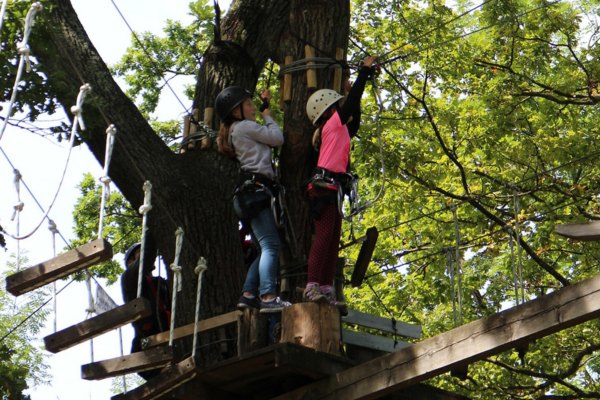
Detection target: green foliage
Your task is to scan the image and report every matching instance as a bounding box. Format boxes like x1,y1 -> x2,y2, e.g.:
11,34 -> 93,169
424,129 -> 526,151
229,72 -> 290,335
342,0 -> 600,397
111,0 -> 215,116
70,173 -> 142,284
0,254 -> 49,400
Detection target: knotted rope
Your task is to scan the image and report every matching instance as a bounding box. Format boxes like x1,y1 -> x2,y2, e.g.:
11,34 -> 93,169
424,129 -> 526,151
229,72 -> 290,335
0,2 -> 44,142
169,227 -> 184,346
97,125 -> 117,239
136,181 -> 153,299
192,257 -> 208,358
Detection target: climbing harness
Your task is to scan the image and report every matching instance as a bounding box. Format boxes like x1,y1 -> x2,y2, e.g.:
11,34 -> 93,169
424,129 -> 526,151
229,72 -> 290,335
0,2 -> 43,142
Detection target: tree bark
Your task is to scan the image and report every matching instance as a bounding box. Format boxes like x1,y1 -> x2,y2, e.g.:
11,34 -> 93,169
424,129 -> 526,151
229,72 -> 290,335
31,0 -> 351,394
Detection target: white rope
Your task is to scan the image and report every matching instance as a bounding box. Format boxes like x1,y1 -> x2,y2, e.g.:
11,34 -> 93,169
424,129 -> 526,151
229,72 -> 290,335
0,0 -> 9,41
97,124 -> 117,239
136,181 -> 153,299
2,84 -> 91,241
11,169 -> 23,271
0,2 -> 44,143
48,219 -> 59,332
192,257 -> 207,358
169,227 -> 184,347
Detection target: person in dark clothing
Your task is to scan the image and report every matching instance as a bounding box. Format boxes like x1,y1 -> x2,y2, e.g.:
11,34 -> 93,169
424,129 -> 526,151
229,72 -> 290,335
303,56 -> 378,312
120,239 -> 171,381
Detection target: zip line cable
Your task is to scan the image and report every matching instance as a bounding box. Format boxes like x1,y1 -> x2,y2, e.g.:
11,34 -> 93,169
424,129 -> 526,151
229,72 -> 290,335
378,0 -> 497,65
108,0 -> 192,118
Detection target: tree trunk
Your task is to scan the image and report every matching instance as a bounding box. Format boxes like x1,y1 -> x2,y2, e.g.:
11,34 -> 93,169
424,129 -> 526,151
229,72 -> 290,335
31,0 -> 350,394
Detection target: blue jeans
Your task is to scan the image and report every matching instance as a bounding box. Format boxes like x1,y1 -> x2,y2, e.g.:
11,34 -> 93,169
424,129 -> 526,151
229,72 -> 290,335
242,207 -> 281,297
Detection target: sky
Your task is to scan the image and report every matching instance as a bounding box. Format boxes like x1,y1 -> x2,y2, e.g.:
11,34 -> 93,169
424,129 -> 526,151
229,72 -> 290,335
0,1 -> 229,399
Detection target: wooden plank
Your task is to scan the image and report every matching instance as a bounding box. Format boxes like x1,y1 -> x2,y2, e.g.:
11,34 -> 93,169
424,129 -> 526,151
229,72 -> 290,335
81,346 -> 173,380
44,297 -> 152,354
342,309 -> 422,339
555,221 -> 600,241
5,238 -> 112,296
111,355 -> 198,400
272,273 -> 600,400
144,310 -> 242,348
341,330 -> 412,353
351,227 -> 378,287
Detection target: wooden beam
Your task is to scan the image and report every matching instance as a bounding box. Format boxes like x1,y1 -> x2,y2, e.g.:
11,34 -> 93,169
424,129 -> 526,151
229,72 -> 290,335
5,238 -> 112,296
555,221 -> 600,241
351,227 -> 378,287
111,355 -> 198,400
81,346 -> 173,380
144,310 -> 242,348
342,309 -> 422,339
44,297 -> 152,354
272,273 -> 600,400
341,330 -> 412,353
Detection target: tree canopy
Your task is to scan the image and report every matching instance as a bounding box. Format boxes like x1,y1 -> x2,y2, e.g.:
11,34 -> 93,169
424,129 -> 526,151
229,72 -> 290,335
3,0 -> 600,398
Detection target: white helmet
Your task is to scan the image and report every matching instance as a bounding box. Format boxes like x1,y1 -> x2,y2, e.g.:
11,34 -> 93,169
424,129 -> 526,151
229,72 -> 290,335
306,89 -> 344,125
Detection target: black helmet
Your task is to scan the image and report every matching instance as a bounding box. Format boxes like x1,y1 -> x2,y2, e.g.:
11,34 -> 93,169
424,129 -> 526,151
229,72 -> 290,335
215,86 -> 252,121
124,243 -> 141,266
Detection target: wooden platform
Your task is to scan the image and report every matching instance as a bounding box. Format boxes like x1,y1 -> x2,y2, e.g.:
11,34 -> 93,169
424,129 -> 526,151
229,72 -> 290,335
112,355 -> 199,400
5,238 -> 112,296
196,342 -> 355,397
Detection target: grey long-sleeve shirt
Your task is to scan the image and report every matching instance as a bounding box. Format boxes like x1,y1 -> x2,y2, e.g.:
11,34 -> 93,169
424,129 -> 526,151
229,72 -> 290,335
231,116 -> 283,179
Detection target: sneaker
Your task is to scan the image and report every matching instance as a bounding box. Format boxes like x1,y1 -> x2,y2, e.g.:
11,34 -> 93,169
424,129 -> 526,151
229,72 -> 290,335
259,297 -> 292,314
237,295 -> 260,310
303,284 -> 327,303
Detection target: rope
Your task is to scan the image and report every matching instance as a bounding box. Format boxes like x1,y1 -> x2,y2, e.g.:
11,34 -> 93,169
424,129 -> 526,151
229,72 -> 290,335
136,181 -> 153,299
343,73 -> 386,220
48,219 -> 59,332
85,274 -> 96,362
192,257 -> 208,358
169,227 -> 184,346
97,124 -> 117,239
10,169 -> 23,270
0,2 -> 43,143
278,57 -> 341,76
451,204 -> 463,325
2,83 -> 91,241
0,0 -> 8,41
505,226 -> 520,306
513,189 -> 525,304
445,248 -> 458,327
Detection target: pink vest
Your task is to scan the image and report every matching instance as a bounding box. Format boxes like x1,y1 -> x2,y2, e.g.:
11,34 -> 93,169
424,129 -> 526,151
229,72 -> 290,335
317,111 -> 350,173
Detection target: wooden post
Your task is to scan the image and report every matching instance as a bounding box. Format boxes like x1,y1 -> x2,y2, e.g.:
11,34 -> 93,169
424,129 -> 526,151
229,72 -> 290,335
305,45 -> 317,89
203,107 -> 214,129
283,55 -> 293,104
237,308 -> 269,355
280,302 -> 341,356
332,48 -> 344,93
181,115 -> 191,154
